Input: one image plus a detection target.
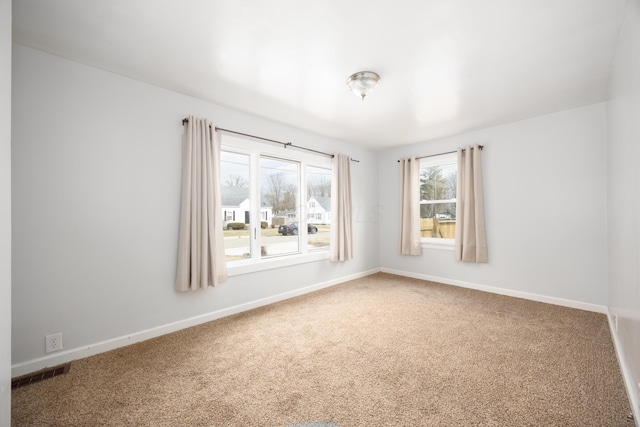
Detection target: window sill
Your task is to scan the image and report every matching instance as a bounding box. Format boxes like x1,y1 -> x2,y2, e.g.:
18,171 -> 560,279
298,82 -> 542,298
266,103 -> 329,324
420,239 -> 455,251
227,250 -> 330,276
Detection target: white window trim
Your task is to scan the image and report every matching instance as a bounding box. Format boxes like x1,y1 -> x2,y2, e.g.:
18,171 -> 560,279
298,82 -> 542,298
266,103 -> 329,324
228,251 -> 330,276
419,152 -> 456,250
221,134 -> 332,275
421,239 -> 455,250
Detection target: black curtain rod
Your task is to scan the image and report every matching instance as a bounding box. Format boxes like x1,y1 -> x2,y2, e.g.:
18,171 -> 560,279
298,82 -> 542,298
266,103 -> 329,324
396,145 -> 484,162
182,118 -> 359,163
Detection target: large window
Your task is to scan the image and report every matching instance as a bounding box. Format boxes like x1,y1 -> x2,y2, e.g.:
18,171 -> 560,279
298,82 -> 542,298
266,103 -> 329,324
220,135 -> 332,271
420,152 -> 457,245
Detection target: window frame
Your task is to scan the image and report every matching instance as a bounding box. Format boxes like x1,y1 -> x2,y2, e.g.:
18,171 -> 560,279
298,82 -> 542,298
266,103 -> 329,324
419,152 -> 457,250
220,134 -> 333,276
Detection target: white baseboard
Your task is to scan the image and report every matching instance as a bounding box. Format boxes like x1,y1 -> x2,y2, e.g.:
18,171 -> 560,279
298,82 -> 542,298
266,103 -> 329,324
379,268 -> 607,313
11,268 -> 381,378
607,311 -> 640,426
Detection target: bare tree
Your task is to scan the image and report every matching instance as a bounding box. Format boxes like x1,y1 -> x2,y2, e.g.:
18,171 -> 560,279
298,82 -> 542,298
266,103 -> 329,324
223,174 -> 248,188
445,172 -> 457,198
307,175 -> 331,198
420,166 -> 448,200
282,183 -> 297,212
263,173 -> 287,214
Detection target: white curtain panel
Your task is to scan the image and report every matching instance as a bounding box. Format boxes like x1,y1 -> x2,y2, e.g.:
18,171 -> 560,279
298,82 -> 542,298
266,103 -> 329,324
330,153 -> 353,262
175,116 -> 228,291
455,145 -> 488,263
399,158 -> 421,255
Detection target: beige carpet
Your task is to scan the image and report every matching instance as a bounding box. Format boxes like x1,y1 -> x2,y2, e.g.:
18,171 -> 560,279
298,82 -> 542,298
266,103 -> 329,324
12,273 -> 631,426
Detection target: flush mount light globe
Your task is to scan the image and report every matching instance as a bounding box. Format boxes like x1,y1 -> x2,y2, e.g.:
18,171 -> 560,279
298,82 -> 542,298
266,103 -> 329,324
347,71 -> 380,101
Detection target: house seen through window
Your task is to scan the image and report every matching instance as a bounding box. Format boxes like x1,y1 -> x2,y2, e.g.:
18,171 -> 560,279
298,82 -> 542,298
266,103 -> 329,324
220,144 -> 332,265
420,152 -> 457,244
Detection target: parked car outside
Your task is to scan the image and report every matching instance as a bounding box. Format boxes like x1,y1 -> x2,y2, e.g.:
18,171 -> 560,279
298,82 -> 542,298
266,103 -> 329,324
278,222 -> 318,235
435,213 -> 455,220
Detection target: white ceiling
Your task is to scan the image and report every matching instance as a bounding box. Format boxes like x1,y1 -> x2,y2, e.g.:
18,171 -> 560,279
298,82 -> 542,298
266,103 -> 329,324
12,0 -> 628,150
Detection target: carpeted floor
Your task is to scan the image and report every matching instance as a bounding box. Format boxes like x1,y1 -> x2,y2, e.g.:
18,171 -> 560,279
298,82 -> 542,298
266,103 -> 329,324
288,423 -> 340,427
12,273 -> 631,426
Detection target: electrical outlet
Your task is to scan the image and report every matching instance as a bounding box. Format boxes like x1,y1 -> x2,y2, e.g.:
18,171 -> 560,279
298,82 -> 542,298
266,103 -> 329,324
45,333 -> 63,354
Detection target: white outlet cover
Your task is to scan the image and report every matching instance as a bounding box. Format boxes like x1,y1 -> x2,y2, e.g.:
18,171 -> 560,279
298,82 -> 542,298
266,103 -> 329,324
45,333 -> 63,353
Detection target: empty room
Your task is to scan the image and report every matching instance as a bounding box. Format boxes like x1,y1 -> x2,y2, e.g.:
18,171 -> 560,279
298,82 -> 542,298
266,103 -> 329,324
2,0 -> 640,426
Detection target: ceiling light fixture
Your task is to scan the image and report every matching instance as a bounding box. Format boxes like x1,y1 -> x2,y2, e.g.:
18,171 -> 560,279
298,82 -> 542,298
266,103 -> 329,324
347,71 -> 380,101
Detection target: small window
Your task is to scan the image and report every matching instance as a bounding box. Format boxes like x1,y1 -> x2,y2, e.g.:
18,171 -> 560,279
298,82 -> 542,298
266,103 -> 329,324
420,152 -> 457,247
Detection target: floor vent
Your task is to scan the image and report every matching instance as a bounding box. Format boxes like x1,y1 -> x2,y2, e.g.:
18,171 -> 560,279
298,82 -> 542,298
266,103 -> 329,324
11,363 -> 71,389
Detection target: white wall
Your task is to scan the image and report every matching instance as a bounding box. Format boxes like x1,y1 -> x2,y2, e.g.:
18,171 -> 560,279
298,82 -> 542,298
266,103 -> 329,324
0,0 -> 11,424
11,45 -> 380,370
606,0 -> 640,417
378,103 -> 608,307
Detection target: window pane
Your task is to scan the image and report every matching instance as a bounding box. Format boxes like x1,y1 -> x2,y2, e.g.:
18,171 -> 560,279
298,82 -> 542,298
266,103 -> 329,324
261,157 -> 299,257
420,159 -> 457,239
221,151 -> 251,262
307,166 -> 331,250
419,203 -> 456,238
420,163 -> 457,201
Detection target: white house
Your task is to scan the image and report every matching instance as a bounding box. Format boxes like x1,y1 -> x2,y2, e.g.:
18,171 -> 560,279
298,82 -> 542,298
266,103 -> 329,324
221,186 -> 272,226
307,196 -> 331,224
